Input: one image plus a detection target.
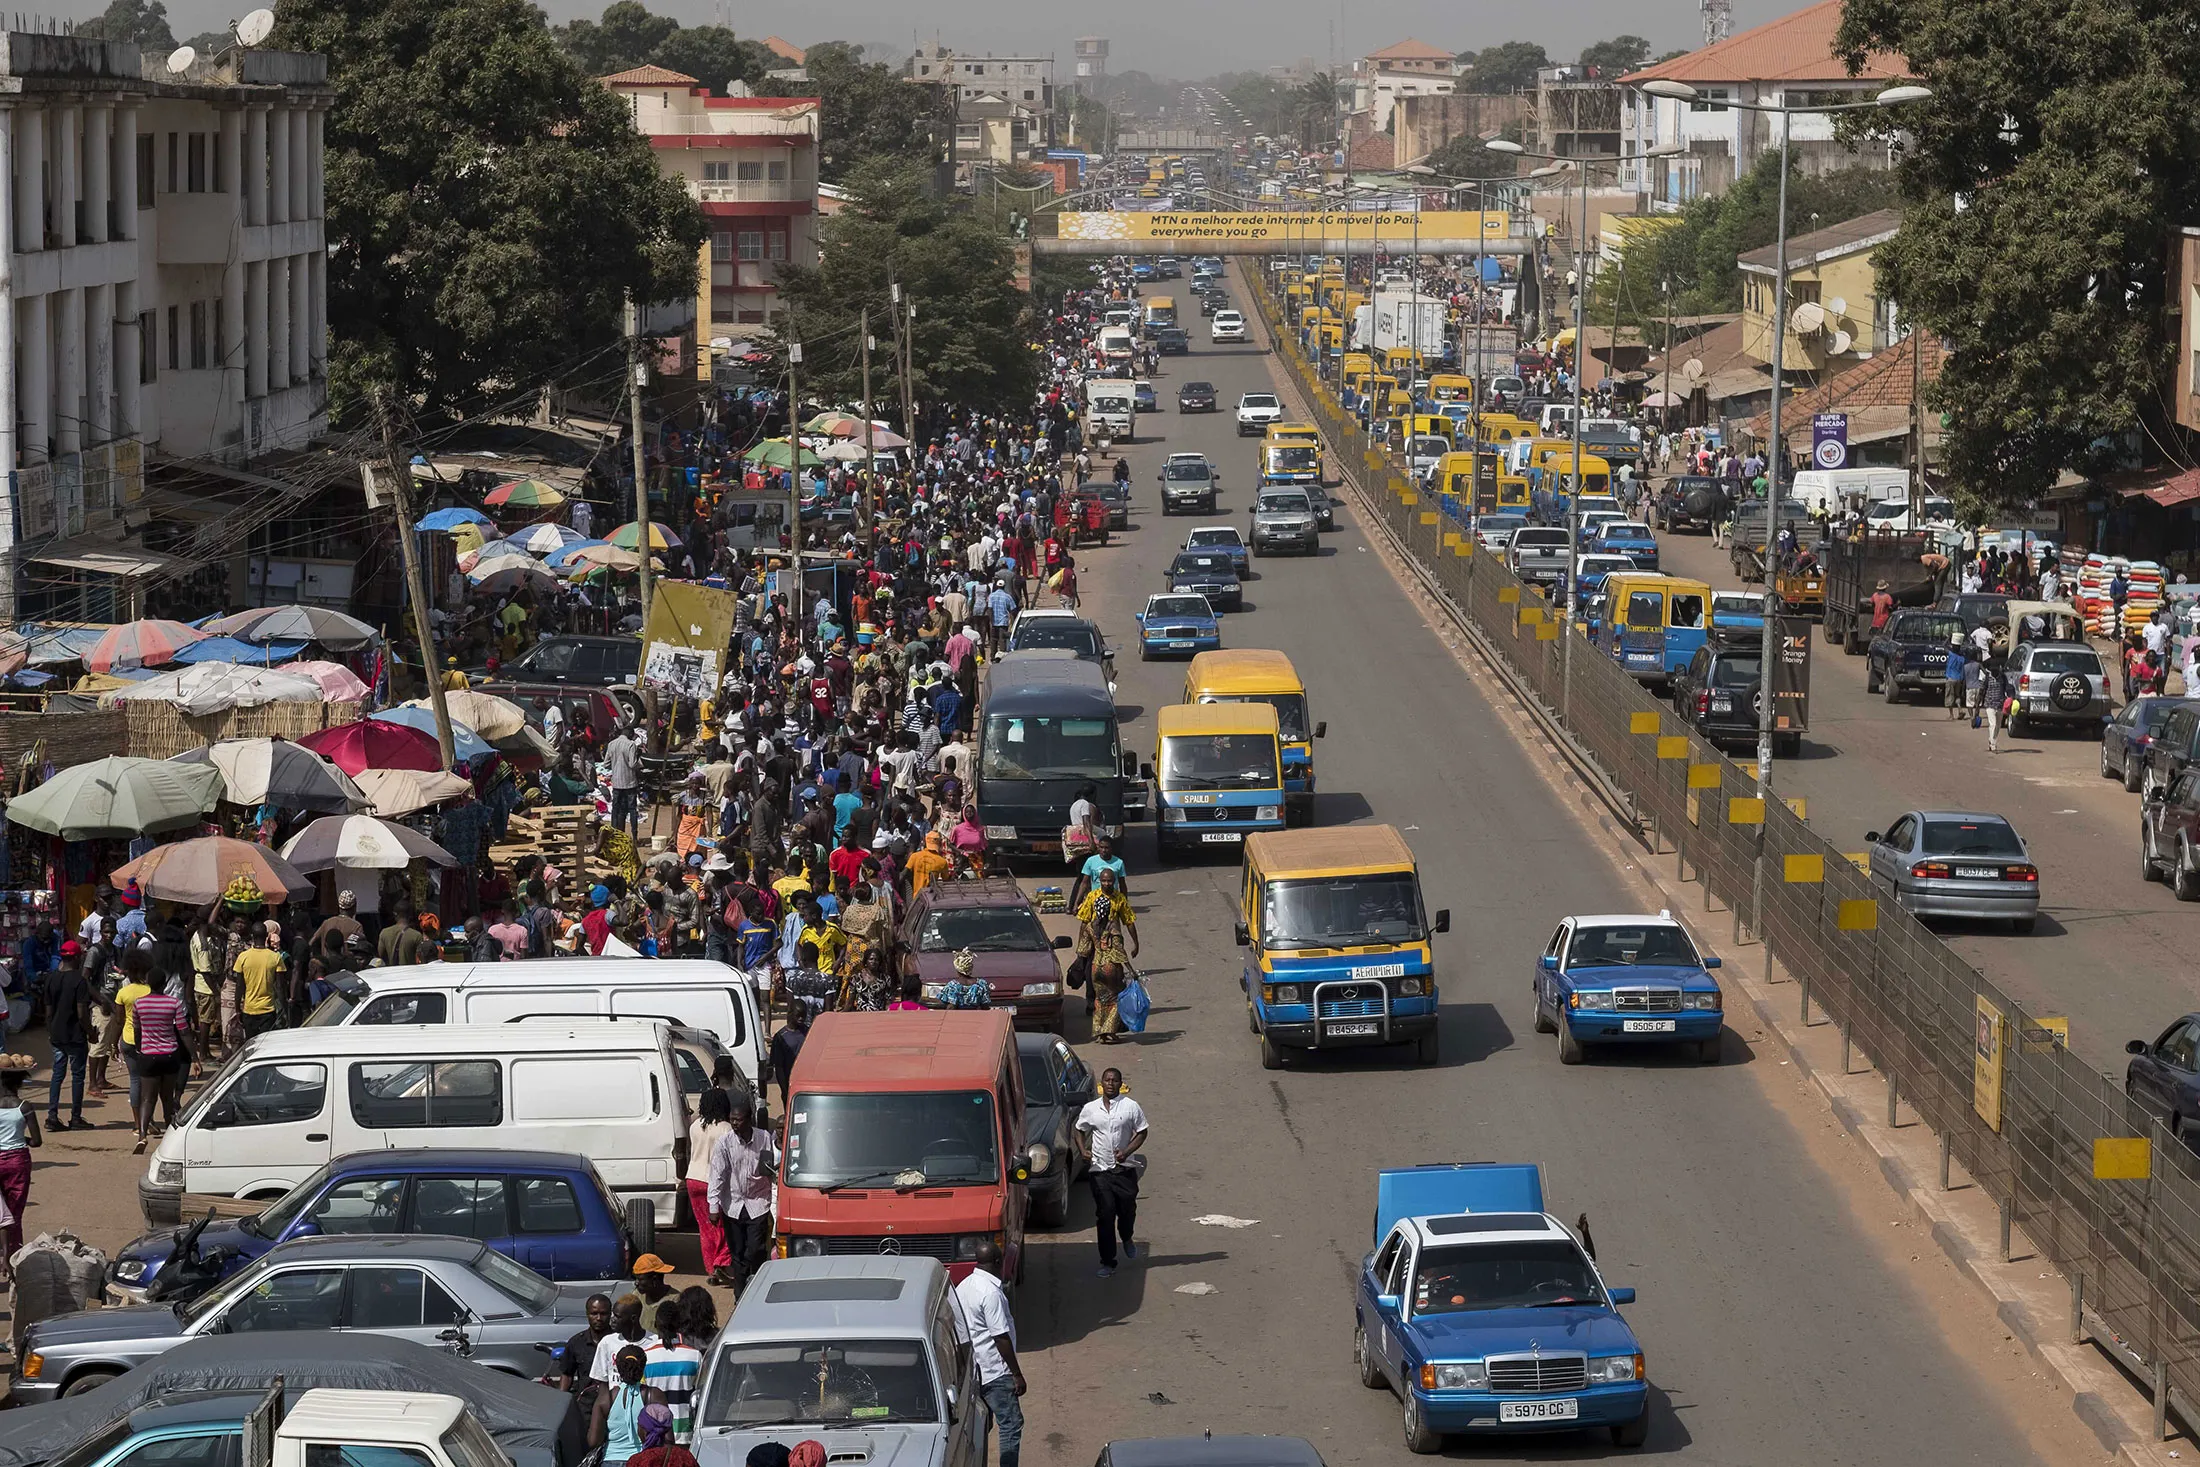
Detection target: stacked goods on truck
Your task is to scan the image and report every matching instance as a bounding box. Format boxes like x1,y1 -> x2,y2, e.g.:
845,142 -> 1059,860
1821,528 -> 1945,653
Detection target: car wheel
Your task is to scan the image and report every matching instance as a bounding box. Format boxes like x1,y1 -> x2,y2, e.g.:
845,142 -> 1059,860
1883,670 -> 1901,704
2144,824 -> 2163,881
62,1369 -> 122,1398
1865,661 -> 1882,694
1259,1029 -> 1286,1070
1532,990 -> 1556,1034
1403,1390 -> 1443,1454
1557,1022 -> 1585,1065
2102,743 -> 2118,779
626,1196 -> 656,1258
1354,1321 -> 1386,1390
1612,1411 -> 1651,1449
2126,755 -> 2145,793
1697,1034 -> 1722,1064
1031,1183 -> 1070,1229
1416,1030 -> 1439,1065
2176,845 -> 2200,904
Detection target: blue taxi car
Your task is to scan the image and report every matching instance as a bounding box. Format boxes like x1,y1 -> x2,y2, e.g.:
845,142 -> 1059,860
1354,1164 -> 1649,1451
1532,913 -> 1724,1065
1137,592 -> 1222,660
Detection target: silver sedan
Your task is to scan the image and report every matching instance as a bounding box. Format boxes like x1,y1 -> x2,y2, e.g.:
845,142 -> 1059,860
1864,810 -> 2041,933
12,1233 -> 598,1402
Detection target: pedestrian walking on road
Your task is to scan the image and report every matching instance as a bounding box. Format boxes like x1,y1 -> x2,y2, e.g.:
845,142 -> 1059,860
707,1095 -> 779,1293
954,1240 -> 1027,1467
1076,1068 -> 1147,1278
1074,869 -> 1138,1042
1942,635 -> 1967,720
0,1056 -> 41,1261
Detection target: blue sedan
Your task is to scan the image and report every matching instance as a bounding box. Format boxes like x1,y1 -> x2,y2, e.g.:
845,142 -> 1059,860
1532,913 -> 1724,1064
1137,593 -> 1221,659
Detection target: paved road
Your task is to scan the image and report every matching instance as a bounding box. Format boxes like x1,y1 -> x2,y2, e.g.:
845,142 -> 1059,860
1012,269 -> 2099,1465
1644,527 -> 2188,1070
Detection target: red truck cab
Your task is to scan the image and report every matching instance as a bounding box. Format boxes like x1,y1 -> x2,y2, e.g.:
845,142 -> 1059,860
775,1010 -> 1032,1282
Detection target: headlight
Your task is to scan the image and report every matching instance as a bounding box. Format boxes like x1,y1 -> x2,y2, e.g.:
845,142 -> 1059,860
1569,991 -> 1614,1010
953,1232 -> 1001,1261
1027,1142 -> 1054,1174
20,1352 -> 42,1379
154,1161 -> 184,1185
111,1258 -> 147,1283
1264,983 -> 1303,1004
1255,805 -> 1282,821
1399,977 -> 1425,996
1685,990 -> 1721,1011
789,1235 -> 825,1258
1589,1353 -> 1645,1384
922,982 -> 944,999
1022,982 -> 1059,997
1163,806 -> 1187,823
1419,1360 -> 1486,1390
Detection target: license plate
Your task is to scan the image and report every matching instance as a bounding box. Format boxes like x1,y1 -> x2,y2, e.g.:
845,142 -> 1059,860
1355,963 -> 1406,979
1325,1020 -> 1379,1037
983,825 -> 1016,840
1622,1018 -> 1676,1033
1200,831 -> 1242,843
1499,1399 -> 1578,1422
1170,641 -> 1194,649
1955,866 -> 2000,879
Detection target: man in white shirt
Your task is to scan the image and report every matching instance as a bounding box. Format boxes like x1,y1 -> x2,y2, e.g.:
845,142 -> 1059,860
952,1241 -> 1026,1467
707,1096 -> 780,1289
1075,1068 -> 1149,1277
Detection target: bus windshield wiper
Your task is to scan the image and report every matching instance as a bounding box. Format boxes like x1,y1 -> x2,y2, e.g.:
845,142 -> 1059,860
819,1169 -> 918,1194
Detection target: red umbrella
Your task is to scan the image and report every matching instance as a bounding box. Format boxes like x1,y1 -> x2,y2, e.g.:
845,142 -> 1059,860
297,717 -> 445,775
86,619 -> 205,673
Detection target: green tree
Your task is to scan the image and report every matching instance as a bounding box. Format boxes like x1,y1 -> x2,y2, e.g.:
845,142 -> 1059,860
1422,119 -> 1526,178
1467,41 -> 1548,92
274,0 -> 705,422
1835,0 -> 2200,509
652,25 -> 775,95
762,41 -> 934,180
553,0 -> 674,76
1293,72 -> 1337,150
770,161 -> 1035,413
1577,35 -> 1650,74
76,0 -> 176,48
180,28 -> 228,52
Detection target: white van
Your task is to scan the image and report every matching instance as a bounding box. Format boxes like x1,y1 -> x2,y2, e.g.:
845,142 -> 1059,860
1539,402 -> 1580,436
1863,494 -> 1957,531
1788,467 -> 1912,517
305,959 -> 767,1091
140,1021 -> 686,1231
1097,326 -> 1136,365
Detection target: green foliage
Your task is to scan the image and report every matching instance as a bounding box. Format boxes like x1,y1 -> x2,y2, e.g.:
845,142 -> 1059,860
274,0 -> 705,422
1577,35 -> 1650,74
1835,0 -> 2200,508
1292,72 -> 1338,149
652,27 -> 776,96
1422,120 -> 1525,179
761,41 -> 934,180
1218,74 -> 1296,139
770,162 -> 1035,413
553,2 -> 776,95
1467,41 -> 1548,93
76,0 -> 175,47
1584,149 -> 1902,329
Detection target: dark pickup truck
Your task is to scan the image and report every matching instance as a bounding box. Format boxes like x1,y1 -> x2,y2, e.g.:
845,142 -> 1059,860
1648,476 -> 1729,534
1867,609 -> 1967,704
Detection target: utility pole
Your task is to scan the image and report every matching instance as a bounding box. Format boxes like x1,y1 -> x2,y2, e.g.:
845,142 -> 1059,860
1661,276 -> 1674,436
860,307 -> 876,553
368,394 -> 456,769
1908,319 -> 1923,520
786,325 -> 803,562
625,296 -> 654,625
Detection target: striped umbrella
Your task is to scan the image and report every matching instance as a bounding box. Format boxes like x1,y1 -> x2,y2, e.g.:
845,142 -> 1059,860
484,478 -> 566,510
606,521 -> 677,551
545,537 -> 610,569
506,523 -> 589,555
111,835 -> 314,906
457,539 -> 536,574
280,814 -> 456,872
85,619 -> 205,673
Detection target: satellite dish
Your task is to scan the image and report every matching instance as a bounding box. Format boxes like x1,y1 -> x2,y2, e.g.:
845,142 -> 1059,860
165,44 -> 195,72
1830,329 -> 1854,354
1825,295 -> 1848,319
1790,301 -> 1826,334
1682,358 -> 1704,382
236,7 -> 275,46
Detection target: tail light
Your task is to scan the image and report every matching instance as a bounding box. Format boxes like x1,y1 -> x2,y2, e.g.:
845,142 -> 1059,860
2004,864 -> 2039,882
2019,674 -> 2032,691
1911,861 -> 1953,879
1695,691 -> 1710,716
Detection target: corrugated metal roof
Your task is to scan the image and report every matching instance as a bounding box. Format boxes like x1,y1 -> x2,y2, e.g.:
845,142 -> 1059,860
1736,208 -> 1904,273
1622,0 -> 1906,85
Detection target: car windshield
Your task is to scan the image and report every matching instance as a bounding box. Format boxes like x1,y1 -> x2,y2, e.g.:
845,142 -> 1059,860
1892,614 -> 1964,643
701,1339 -> 938,1427
303,989 -> 356,1026
785,1091 -> 999,1189
1920,820 -> 2026,858
1242,395 -> 1278,408
917,905 -> 1051,953
1262,874 -> 1424,949
1200,693 -> 1309,741
1711,594 -> 1763,618
1412,1240 -> 1604,1315
1708,656 -> 1761,688
246,1160 -> 339,1238
1259,495 -> 1311,512
1012,622 -> 1100,658
1567,925 -> 1699,968
1182,382 -> 1213,394
1480,517 -> 1526,534
2134,699 -> 2191,731
2028,649 -> 2101,674
1018,1052 -> 1056,1103
1188,530 -> 1241,547
1161,733 -> 1278,789
1147,596 -> 1212,620
41,1420 -> 133,1467
1174,554 -> 1234,576
980,715 -> 1119,781
1165,462 -> 1210,480
1410,437 -> 1449,457
1266,446 -> 1318,472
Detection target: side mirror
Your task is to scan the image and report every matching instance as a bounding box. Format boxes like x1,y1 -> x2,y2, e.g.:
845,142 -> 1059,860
1139,762 -> 1155,781
1432,909 -> 1451,934
1233,921 -> 1251,947
1120,753 -> 1138,777
1538,955 -> 1557,972
1134,613 -> 1145,625
1703,955 -> 1723,969
1864,831 -> 1882,845
1375,1293 -> 1400,1312
1314,721 -> 1328,739
290,1217 -> 322,1239
2129,1039 -> 2150,1056
1053,934 -> 1072,950
205,1097 -> 238,1130
1607,1286 -> 1637,1306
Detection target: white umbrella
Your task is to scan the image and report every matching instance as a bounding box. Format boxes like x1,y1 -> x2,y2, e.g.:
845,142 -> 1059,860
351,768 -> 476,818
171,738 -> 368,813
280,814 -> 456,872
817,441 -> 871,462
401,689 -> 526,740
506,523 -> 590,555
113,664 -> 324,717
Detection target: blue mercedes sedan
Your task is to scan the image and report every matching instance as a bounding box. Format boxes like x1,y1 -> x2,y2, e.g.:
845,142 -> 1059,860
1531,913 -> 1724,1064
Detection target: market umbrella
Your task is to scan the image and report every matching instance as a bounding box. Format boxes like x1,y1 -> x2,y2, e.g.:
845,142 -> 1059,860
457,539 -> 535,574
470,562 -> 560,597
415,506 -> 494,533
802,411 -> 867,435
544,538 -> 610,569
505,523 -> 589,555
560,542 -> 647,573
170,636 -> 309,666
85,618 -> 205,673
484,478 -> 566,510
828,424 -> 908,449
171,738 -> 369,814
111,835 -> 314,906
817,441 -> 871,462
280,814 -> 456,872
370,704 -> 497,763
297,718 -> 445,775
402,688 -> 525,740
351,768 -> 476,818
5,756 -> 223,840
204,605 -> 382,652
112,664 -> 324,717
276,660 -> 373,702
605,521 -> 677,551
1640,391 -> 1683,408
449,522 -> 486,555
741,439 -> 823,471
13,625 -> 113,667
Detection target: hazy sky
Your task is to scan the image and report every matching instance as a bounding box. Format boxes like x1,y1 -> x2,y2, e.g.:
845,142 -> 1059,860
157,0 -> 1797,81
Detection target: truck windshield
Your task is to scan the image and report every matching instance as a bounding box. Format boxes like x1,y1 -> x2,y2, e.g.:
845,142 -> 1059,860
1412,1240 -> 1603,1315
702,1340 -> 939,1427
1266,447 -> 1318,472
1161,734 -> 1278,790
980,715 -> 1119,781
1200,693 -> 1309,741
1261,874 -> 1424,950
785,1091 -> 1000,1189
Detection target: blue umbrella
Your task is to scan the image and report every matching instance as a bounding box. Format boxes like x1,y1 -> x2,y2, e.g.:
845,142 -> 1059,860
544,537 -> 609,568
414,507 -> 494,532
170,636 -> 310,666
370,704 -> 496,763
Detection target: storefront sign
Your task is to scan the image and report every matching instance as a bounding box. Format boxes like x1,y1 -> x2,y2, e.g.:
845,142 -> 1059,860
113,438 -> 145,506
18,462 -> 54,540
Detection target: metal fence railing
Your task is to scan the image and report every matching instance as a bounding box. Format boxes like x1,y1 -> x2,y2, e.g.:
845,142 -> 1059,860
1246,271 -> 2200,1428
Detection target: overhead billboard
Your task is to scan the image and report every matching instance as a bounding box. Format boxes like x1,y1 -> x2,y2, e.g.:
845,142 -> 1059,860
1040,209 -> 1524,256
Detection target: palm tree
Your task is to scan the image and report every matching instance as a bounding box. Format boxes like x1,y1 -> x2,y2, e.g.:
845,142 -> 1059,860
1293,72 -> 1337,150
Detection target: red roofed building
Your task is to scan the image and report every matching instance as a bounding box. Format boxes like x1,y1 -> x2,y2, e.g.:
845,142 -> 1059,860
603,68 -> 821,360
1618,0 -> 1910,205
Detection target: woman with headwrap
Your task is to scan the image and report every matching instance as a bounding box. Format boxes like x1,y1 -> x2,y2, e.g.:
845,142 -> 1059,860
906,830 -> 953,895
619,1401 -> 697,1467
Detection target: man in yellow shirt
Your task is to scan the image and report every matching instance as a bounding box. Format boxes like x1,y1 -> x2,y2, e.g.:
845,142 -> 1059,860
234,925 -> 287,1039
442,656 -> 470,691
906,831 -> 954,895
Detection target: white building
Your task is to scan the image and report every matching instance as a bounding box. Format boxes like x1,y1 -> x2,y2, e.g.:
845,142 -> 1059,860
0,33 -> 331,617
1350,39 -> 1458,134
